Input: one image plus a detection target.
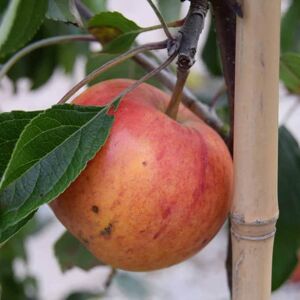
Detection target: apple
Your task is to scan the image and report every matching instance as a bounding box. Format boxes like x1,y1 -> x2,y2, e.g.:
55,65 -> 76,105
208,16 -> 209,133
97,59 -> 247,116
290,253 -> 300,283
51,79 -> 233,271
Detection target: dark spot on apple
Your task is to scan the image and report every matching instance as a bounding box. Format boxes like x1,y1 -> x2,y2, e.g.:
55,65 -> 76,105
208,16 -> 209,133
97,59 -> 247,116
82,238 -> 89,244
91,205 -> 99,214
142,161 -> 147,166
100,223 -> 113,239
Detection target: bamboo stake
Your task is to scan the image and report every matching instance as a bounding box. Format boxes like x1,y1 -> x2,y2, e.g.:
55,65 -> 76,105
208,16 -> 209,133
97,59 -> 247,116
231,1 -> 281,299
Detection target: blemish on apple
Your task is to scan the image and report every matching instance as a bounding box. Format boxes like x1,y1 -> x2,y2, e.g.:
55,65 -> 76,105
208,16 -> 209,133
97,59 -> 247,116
100,223 -> 113,239
91,205 -> 99,214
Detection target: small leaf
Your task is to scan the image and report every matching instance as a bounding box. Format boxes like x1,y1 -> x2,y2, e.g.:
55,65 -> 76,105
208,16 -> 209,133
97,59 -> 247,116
0,104 -> 115,242
55,231 -> 103,272
158,0 -> 181,21
0,110 -> 41,181
272,126 -> 300,290
88,12 -> 142,53
46,0 -> 76,24
0,0 -> 48,57
280,53 -> 300,94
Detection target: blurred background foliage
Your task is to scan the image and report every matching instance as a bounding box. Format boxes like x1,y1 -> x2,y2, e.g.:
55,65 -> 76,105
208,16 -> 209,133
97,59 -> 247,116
0,0 -> 300,299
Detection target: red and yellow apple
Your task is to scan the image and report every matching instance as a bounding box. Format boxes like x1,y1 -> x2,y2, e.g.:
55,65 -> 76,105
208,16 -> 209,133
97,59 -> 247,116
51,79 -> 233,271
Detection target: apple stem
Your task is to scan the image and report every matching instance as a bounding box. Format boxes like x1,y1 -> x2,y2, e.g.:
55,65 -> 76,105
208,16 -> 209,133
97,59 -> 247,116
165,0 -> 209,120
132,53 -> 225,135
165,70 -> 189,120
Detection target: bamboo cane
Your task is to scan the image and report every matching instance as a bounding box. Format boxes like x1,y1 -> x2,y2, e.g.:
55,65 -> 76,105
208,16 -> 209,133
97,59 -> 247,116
231,1 -> 281,299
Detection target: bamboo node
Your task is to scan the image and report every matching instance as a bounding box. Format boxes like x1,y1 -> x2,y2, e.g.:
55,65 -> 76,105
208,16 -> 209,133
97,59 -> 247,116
231,213 -> 278,241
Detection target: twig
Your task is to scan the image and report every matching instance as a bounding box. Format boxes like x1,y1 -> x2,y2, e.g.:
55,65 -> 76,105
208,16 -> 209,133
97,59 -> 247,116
146,0 -> 173,39
58,40 -> 169,104
74,0 -> 93,21
133,53 -> 225,136
0,35 -> 96,81
104,268 -> 117,290
107,51 -> 178,107
166,0 -> 209,120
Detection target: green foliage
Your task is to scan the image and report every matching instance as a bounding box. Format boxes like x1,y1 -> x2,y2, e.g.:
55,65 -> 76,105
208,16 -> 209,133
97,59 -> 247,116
86,53 -> 160,88
0,104 -> 115,243
0,216 -> 45,300
88,11 -> 142,53
281,0 -> 300,53
280,53 -> 300,94
158,0 -> 181,21
55,231 -> 103,272
0,110 -> 41,179
0,0 -> 48,57
4,19 -> 90,91
82,0 -> 107,14
272,127 -> 300,290
46,0 -> 78,24
202,20 -> 222,76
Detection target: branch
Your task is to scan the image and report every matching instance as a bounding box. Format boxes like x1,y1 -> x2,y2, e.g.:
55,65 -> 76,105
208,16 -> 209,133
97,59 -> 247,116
165,0 -> 209,120
0,35 -> 96,81
58,40 -> 168,104
146,0 -> 173,39
165,69 -> 189,119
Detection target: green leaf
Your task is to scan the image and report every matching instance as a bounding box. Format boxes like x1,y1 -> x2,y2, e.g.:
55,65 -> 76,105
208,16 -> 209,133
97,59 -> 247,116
280,53 -> 300,94
0,104 -> 115,242
82,0 -> 107,14
55,231 -> 102,272
272,126 -> 300,290
0,211 -> 35,244
88,11 -> 142,53
202,19 -> 222,77
158,0 -> 181,21
281,0 -> 300,53
46,0 -> 76,24
4,19 -> 90,91
0,0 -> 48,57
0,111 -> 41,181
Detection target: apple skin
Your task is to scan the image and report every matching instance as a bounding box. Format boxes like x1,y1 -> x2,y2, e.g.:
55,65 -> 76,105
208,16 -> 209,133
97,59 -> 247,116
291,265 -> 300,283
51,79 -> 233,271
